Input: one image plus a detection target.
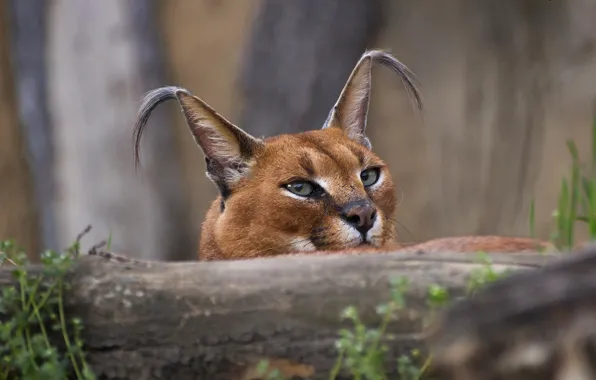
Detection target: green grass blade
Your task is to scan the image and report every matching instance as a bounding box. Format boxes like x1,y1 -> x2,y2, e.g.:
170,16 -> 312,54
590,177 -> 596,240
529,199 -> 535,238
581,177 -> 592,217
555,178 -> 569,249
592,112 -> 596,175
567,140 -> 581,249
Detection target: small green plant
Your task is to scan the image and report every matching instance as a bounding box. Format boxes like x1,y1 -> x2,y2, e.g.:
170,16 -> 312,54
331,276 -> 409,380
0,235 -> 95,380
544,115 -> 596,251
466,252 -> 513,295
105,231 -> 113,252
426,284 -> 449,309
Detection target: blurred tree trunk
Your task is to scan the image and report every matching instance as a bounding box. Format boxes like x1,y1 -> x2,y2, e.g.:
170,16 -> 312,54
239,0 -> 383,136
47,0 -> 193,260
8,0 -> 58,253
460,1 -> 556,235
0,1 -> 40,260
399,0 -> 557,237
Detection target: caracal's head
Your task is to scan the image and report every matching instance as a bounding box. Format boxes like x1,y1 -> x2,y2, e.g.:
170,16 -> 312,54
133,50 -> 422,261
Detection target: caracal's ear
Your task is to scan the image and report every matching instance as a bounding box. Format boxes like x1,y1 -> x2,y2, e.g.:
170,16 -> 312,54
322,50 -> 423,149
133,86 -> 264,196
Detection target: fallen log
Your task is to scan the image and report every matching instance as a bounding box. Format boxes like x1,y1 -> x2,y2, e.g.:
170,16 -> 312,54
428,243 -> 596,380
0,249 -> 559,380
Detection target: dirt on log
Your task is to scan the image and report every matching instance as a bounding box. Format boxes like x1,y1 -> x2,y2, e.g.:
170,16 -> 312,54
0,249 -> 559,379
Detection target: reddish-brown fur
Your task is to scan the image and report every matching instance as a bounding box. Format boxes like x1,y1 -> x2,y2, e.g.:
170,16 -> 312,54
133,50 -> 551,261
395,235 -> 553,253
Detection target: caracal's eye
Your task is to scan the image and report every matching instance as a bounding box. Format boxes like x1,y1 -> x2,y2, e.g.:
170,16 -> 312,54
360,168 -> 380,187
285,181 -> 316,197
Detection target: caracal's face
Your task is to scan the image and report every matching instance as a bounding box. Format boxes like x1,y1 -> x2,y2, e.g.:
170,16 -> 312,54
212,127 -> 397,257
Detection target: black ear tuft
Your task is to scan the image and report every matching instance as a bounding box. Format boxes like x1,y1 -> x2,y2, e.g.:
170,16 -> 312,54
133,86 -> 265,197
322,50 -> 423,149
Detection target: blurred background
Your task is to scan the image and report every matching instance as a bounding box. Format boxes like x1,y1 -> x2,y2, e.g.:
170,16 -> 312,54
1,0 -> 596,262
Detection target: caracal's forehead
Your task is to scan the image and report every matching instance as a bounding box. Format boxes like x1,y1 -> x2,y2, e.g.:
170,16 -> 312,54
258,128 -> 384,186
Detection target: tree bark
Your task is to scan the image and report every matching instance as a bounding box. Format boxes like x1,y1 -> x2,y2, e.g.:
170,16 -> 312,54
0,250 -> 556,379
239,0 -> 383,137
46,0 -> 192,260
7,0 -> 57,253
0,0 -> 40,260
430,244 -> 596,380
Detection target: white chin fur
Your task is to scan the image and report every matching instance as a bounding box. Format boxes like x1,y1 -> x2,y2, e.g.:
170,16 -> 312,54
337,220 -> 365,247
289,237 -> 317,252
366,217 -> 383,246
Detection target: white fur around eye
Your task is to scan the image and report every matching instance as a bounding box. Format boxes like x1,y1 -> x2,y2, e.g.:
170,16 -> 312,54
281,189 -> 309,201
313,178 -> 330,192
